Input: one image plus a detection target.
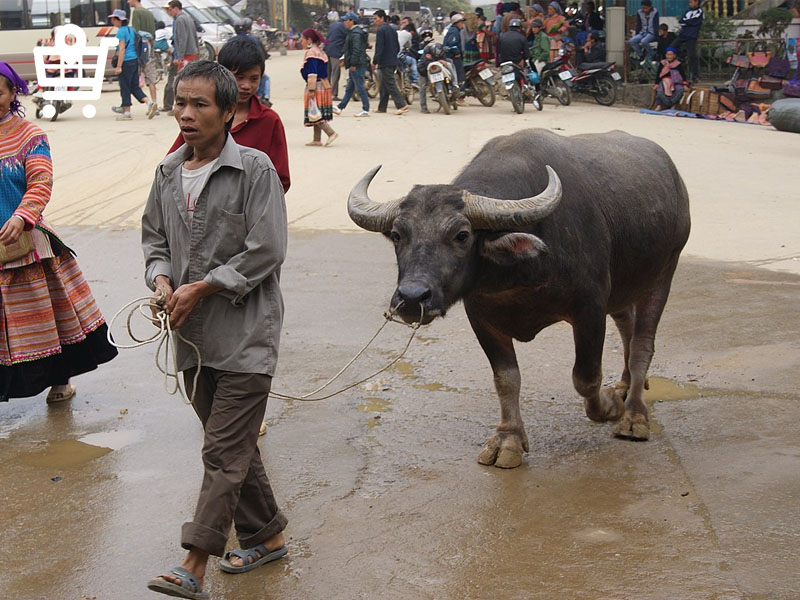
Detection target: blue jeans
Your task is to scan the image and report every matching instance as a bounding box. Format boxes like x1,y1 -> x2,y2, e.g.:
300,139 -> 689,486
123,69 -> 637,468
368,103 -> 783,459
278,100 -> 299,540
258,74 -> 270,99
400,53 -> 419,83
338,66 -> 369,112
119,59 -> 147,107
629,32 -> 656,59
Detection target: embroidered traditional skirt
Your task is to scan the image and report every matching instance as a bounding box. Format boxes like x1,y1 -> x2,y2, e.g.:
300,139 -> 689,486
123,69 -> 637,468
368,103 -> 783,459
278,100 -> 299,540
304,81 -> 334,126
0,250 -> 117,401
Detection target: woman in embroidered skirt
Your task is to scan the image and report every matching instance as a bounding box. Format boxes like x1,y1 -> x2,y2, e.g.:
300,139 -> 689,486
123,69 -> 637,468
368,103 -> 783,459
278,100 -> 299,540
0,62 -> 117,404
300,28 -> 338,147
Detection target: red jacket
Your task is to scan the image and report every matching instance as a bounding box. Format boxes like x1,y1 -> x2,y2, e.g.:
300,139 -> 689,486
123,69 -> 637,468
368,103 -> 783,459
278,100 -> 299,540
168,96 -> 291,193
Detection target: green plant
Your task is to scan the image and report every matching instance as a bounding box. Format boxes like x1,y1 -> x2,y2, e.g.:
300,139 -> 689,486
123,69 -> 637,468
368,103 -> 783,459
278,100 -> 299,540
757,7 -> 793,39
701,12 -> 736,39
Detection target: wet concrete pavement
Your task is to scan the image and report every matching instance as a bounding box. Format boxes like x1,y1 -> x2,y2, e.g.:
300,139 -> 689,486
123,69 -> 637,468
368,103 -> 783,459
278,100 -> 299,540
1,228 -> 799,600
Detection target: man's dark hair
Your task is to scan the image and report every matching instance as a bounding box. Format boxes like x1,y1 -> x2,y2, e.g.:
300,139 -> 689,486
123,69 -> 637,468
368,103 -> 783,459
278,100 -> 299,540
659,22 -> 668,30
389,14 -> 400,24
218,36 -> 265,75
641,0 -> 652,5
167,0 -> 182,9
510,2 -> 520,11
374,9 -> 386,19
585,1 -> 595,9
403,23 -> 416,32
449,10 -> 458,17
174,60 -> 238,121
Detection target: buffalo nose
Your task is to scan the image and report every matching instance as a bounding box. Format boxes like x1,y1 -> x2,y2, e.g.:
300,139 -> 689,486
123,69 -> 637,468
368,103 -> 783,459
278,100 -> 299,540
397,282 -> 431,306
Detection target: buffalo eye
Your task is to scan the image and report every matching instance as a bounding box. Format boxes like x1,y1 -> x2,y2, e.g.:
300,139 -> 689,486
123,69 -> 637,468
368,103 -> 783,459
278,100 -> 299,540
390,231 -> 401,243
455,231 -> 470,243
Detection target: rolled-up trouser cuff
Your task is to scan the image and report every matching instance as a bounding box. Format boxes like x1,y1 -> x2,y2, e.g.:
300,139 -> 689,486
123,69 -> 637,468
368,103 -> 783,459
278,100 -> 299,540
239,509 -> 289,549
181,521 -> 229,557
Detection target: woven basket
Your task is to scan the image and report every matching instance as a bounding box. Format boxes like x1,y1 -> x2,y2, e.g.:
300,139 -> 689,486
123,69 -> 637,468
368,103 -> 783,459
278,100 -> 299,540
0,231 -> 34,263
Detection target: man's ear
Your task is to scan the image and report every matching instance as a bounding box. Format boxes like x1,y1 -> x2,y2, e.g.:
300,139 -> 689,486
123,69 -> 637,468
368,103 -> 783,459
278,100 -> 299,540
479,232 -> 547,265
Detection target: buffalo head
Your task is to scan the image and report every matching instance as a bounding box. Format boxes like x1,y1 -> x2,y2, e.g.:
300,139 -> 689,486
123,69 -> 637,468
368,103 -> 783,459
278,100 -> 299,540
348,165 -> 562,325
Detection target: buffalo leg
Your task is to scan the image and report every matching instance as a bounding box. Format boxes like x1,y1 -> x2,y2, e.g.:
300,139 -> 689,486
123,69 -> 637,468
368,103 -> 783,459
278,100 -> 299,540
613,258 -> 679,441
467,314 -> 529,469
572,306 -> 625,423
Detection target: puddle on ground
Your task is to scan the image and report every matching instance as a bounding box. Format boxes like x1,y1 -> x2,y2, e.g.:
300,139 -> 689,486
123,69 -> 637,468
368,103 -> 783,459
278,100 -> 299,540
79,430 -> 141,451
391,360 -> 416,377
413,382 -> 462,393
647,377 -> 704,402
20,439 -> 112,469
573,528 -> 623,544
357,397 -> 392,413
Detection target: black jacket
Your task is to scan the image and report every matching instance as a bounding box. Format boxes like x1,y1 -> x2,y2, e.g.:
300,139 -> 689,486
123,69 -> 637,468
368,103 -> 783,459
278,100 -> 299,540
373,23 -> 400,67
343,24 -> 369,68
498,30 -> 528,65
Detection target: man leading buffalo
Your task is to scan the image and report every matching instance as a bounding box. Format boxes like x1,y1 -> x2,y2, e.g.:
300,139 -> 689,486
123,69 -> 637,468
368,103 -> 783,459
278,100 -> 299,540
142,60 -> 289,599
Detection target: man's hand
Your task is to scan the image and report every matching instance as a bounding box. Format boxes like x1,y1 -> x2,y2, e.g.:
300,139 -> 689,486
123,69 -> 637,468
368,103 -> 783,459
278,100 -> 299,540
166,281 -> 221,329
151,275 -> 174,325
0,216 -> 25,246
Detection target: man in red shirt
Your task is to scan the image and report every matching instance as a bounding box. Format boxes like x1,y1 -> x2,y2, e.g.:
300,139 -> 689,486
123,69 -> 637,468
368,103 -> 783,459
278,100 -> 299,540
168,39 -> 290,193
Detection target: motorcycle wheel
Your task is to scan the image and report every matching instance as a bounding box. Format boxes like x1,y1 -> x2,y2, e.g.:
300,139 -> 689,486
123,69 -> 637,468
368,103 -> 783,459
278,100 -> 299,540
366,73 -> 378,99
509,83 -> 524,114
396,72 -> 414,105
35,108 -> 42,119
543,73 -> 572,106
533,94 -> 543,111
472,78 -> 495,107
437,89 -> 451,114
594,72 -> 617,106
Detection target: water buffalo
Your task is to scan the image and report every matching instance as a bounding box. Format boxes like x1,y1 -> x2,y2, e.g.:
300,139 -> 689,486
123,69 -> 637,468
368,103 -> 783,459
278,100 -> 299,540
348,129 -> 690,468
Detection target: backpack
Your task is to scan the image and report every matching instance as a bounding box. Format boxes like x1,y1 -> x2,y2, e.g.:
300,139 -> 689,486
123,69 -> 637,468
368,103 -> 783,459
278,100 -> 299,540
134,29 -> 150,68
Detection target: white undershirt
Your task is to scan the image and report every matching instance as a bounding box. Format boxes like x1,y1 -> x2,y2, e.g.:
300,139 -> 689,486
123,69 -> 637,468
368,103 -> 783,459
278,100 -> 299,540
181,159 -> 218,224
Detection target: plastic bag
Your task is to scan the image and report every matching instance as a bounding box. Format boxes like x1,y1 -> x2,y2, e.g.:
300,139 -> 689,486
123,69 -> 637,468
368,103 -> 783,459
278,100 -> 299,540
307,95 -> 322,122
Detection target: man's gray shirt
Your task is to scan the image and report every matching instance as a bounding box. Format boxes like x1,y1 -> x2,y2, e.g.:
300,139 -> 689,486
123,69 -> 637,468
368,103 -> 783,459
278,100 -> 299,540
142,135 -> 288,375
172,10 -> 199,59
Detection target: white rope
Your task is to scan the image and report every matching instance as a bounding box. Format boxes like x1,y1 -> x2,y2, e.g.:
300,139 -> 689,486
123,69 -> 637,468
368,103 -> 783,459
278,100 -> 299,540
107,295 -> 422,405
106,293 -> 201,405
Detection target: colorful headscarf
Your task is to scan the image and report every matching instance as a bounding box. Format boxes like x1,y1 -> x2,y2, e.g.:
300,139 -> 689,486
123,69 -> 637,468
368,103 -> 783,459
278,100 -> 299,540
549,1 -> 563,14
665,46 -> 678,54
532,3 -> 544,13
0,61 -> 29,117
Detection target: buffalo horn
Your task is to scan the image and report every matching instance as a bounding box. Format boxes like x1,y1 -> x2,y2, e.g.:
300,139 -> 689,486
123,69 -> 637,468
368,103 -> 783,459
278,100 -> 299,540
347,165 -> 402,232
463,165 -> 563,230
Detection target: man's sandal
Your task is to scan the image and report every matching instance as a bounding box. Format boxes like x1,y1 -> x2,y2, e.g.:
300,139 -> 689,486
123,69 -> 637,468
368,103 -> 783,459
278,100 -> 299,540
219,544 -> 288,574
146,566 -> 209,599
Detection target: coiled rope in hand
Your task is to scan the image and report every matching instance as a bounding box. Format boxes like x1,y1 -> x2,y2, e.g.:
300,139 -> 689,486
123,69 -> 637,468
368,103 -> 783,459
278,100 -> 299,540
107,295 -> 423,404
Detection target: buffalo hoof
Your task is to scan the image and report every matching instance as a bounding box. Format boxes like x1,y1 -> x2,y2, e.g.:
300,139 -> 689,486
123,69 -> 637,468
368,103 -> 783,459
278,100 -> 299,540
477,431 -> 528,469
585,385 -> 626,423
613,411 -> 650,441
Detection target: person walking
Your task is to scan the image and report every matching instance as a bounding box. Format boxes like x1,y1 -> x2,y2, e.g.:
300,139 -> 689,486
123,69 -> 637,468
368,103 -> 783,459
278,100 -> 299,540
162,0 -> 199,114
0,62 -> 117,404
301,29 -> 338,146
333,12 -> 370,117
110,9 -> 157,120
325,15 -> 347,100
129,0 -> 159,111
143,61 -> 289,599
167,37 -> 290,192
372,9 -> 409,115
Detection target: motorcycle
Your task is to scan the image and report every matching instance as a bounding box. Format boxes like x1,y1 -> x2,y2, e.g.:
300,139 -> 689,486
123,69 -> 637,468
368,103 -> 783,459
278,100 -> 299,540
435,14 -> 445,34
462,60 -> 496,106
395,51 -> 416,105
151,47 -> 172,84
568,60 -> 621,105
500,61 -> 542,113
537,45 -> 573,105
353,68 -> 379,102
32,90 -> 72,121
426,58 -> 459,114
261,27 -> 286,52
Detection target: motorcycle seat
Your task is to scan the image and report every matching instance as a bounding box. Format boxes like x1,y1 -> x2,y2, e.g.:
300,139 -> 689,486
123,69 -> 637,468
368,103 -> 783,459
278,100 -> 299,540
577,61 -> 615,71
463,61 -> 481,70
542,59 -> 563,71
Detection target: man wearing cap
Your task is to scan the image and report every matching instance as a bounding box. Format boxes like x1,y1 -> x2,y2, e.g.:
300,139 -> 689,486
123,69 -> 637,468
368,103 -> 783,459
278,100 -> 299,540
498,17 -> 527,66
372,9 -> 409,114
162,0 -> 199,114
325,13 -> 347,100
333,12 -> 371,117
110,9 -> 158,120
443,13 -> 465,85
629,0 -> 659,62
529,18 -> 550,75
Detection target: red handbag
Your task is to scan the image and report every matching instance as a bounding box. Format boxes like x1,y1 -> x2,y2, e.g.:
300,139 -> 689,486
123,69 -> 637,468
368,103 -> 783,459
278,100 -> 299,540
746,51 -> 771,68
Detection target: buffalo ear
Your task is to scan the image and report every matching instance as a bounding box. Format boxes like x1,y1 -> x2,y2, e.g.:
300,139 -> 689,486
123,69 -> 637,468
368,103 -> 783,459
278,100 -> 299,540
479,233 -> 547,264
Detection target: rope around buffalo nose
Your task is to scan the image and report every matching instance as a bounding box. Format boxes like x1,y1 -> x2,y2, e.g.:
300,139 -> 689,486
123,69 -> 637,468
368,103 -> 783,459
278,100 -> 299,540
107,296 -> 422,405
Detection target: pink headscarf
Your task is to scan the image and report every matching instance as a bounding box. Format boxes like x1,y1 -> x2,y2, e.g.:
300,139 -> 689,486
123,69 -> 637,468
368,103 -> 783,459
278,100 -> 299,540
301,28 -> 327,46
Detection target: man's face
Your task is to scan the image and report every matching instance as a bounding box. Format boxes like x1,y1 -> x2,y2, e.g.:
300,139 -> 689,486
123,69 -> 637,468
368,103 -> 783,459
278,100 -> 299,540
374,14 -> 384,25
455,20 -> 464,29
659,27 -> 667,37
110,16 -> 122,27
642,3 -> 651,13
175,77 -> 235,149
689,0 -> 698,7
232,65 -> 261,105
344,18 -> 354,29
167,5 -> 178,17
